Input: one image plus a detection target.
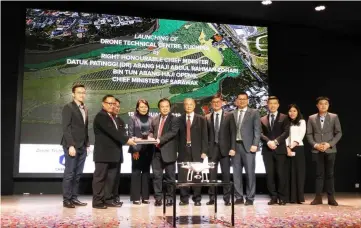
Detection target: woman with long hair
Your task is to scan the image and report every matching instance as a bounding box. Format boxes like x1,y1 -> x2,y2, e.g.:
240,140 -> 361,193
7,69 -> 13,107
286,104 -> 306,204
128,99 -> 154,205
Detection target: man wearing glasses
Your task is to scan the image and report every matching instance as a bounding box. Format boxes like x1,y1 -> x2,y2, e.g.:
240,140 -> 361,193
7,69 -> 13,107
232,92 -> 261,206
61,84 -> 90,208
104,98 -> 126,205
92,95 -> 136,209
205,93 -> 236,206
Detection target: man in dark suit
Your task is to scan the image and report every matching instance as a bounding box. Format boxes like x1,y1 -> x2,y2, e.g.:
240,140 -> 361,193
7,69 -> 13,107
205,93 -> 236,206
260,96 -> 290,205
149,98 -> 180,207
178,98 -> 208,206
306,96 -> 342,206
232,92 -> 261,206
92,95 -> 136,209
104,98 -> 126,205
61,84 -> 89,208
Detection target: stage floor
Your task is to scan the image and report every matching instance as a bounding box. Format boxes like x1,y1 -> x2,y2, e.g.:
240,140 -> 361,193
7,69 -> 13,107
1,194 -> 361,227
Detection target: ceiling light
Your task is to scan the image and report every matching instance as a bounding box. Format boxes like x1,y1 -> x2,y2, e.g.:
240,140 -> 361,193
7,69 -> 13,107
315,5 -> 326,11
262,0 -> 272,5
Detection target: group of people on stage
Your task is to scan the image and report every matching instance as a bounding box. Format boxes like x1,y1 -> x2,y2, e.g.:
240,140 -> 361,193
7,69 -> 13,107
61,84 -> 342,209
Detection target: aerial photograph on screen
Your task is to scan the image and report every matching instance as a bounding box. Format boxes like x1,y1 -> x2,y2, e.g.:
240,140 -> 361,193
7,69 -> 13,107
21,8 -> 268,144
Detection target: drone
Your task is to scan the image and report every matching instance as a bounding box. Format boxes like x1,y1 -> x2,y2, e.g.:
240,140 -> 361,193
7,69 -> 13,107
180,162 -> 216,182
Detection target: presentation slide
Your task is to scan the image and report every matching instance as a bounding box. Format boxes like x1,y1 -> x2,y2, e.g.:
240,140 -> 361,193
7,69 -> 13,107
17,8 -> 269,176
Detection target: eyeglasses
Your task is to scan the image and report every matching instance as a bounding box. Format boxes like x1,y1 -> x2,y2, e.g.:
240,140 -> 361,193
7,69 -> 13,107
75,92 -> 86,95
104,102 -> 116,106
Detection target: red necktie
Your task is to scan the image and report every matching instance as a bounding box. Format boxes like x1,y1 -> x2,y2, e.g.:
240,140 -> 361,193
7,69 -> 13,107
186,115 -> 191,143
157,116 -> 166,148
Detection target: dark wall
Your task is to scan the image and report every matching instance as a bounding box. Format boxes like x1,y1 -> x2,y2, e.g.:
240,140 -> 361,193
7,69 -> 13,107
2,2 -> 361,195
268,25 -> 361,193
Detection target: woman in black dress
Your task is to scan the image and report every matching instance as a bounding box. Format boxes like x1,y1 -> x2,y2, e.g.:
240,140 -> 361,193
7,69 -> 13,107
128,99 -> 154,205
286,104 -> 306,204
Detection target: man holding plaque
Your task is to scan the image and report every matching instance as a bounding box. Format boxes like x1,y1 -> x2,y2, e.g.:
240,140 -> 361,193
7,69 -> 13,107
178,98 -> 208,206
92,95 -> 136,209
149,98 -> 180,207
104,98 -> 126,205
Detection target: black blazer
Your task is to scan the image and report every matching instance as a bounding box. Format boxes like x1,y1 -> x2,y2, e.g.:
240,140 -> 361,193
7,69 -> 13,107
178,113 -> 208,162
93,109 -> 129,162
149,114 -> 179,163
115,116 -> 126,163
260,113 -> 290,155
61,101 -> 89,149
206,111 -> 236,158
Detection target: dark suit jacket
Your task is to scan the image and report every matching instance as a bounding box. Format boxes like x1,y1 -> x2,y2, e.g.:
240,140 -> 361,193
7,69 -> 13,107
205,111 -> 236,158
93,109 -> 129,162
128,114 -> 154,153
306,112 -> 342,153
61,101 -> 89,149
149,114 -> 179,163
260,113 -> 290,155
178,113 -> 208,162
115,116 -> 126,163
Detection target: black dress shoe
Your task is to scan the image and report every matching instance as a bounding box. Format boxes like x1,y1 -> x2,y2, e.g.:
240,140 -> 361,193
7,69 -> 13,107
267,199 -> 278,205
92,204 -> 107,209
224,202 -> 231,206
154,200 -> 162,207
194,201 -> 201,206
278,200 -> 286,205
234,198 -> 244,205
72,199 -> 87,206
206,200 -> 215,205
310,196 -> 323,205
105,201 -> 122,207
327,196 -> 338,206
63,201 -> 75,208
133,201 -> 142,205
179,201 -> 189,206
165,200 -> 173,207
245,200 -> 254,206
142,199 -> 150,204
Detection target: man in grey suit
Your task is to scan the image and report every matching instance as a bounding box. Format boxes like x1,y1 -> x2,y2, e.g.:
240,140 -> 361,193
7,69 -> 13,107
306,96 -> 342,206
232,92 -> 261,205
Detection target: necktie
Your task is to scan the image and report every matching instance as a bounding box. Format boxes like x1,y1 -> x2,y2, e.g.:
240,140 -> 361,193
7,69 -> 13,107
236,110 -> 243,140
156,116 -> 166,148
110,115 -> 118,129
79,105 -> 86,123
186,115 -> 191,143
215,113 -> 220,143
270,114 -> 275,130
158,116 -> 166,137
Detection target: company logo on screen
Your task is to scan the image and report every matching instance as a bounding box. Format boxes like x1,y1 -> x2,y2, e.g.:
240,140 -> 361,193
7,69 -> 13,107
59,155 -> 65,166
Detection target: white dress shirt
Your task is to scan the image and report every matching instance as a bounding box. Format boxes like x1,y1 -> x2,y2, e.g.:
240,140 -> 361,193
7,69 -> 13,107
286,119 -> 306,146
319,113 -> 327,129
186,112 -> 195,124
